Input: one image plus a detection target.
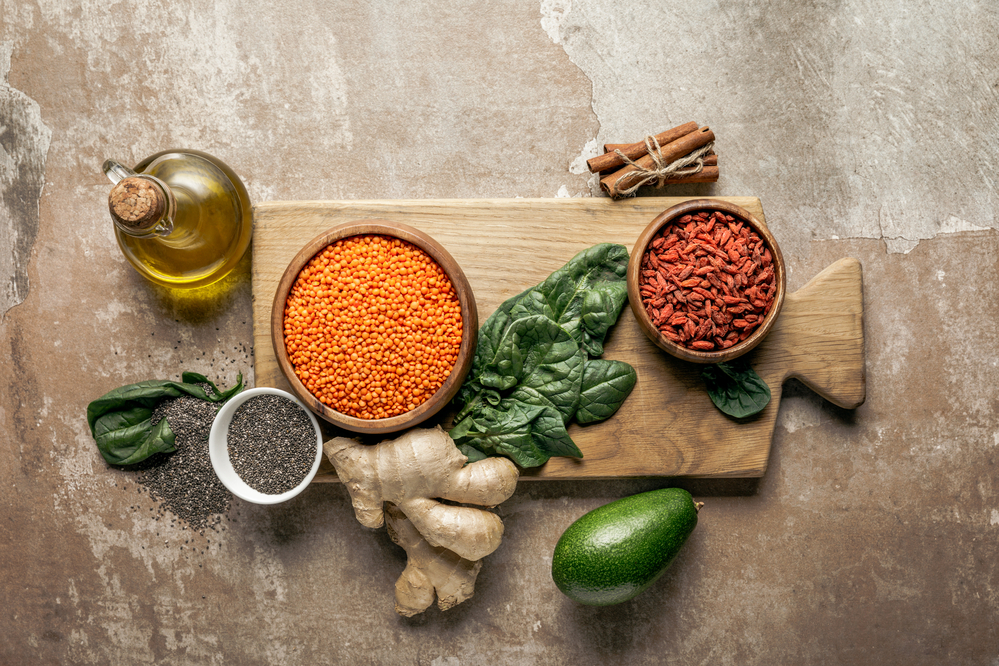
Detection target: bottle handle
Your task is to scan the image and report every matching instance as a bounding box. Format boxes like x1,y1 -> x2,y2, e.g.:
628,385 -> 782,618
103,159 -> 136,185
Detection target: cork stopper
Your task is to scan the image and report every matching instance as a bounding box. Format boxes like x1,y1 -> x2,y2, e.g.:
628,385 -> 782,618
109,177 -> 166,231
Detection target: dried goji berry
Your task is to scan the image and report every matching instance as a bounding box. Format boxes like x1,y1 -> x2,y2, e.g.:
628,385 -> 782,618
639,208 -> 777,352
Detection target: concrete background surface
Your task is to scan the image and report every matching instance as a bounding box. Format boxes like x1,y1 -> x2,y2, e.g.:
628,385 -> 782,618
2,1 -> 998,664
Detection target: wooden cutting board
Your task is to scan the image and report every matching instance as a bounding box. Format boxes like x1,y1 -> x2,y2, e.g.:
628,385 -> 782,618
251,198 -> 865,480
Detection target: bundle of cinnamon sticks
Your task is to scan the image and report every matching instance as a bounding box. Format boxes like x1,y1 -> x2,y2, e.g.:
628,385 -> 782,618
587,121 -> 718,199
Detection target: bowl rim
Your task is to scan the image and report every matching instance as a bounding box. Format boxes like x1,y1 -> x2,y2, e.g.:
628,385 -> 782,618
208,387 -> 323,505
270,219 -> 479,434
626,198 -> 786,364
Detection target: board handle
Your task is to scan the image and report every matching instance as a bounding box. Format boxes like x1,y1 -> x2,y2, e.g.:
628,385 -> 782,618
760,257 -> 866,409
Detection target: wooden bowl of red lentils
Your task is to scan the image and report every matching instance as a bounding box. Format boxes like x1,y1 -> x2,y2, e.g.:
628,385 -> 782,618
627,199 -> 786,364
272,221 -> 477,434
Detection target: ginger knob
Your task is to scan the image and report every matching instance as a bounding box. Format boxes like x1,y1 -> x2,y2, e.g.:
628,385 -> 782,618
109,177 -> 166,231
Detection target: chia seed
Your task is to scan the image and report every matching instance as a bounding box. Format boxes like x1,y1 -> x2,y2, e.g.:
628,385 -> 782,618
131,390 -> 231,532
226,395 -> 317,495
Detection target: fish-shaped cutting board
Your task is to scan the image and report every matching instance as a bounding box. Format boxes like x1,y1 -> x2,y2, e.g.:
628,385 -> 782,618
251,198 -> 865,480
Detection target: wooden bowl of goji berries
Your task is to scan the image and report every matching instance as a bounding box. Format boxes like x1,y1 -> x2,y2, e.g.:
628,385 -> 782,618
272,221 -> 478,435
627,199 -> 786,364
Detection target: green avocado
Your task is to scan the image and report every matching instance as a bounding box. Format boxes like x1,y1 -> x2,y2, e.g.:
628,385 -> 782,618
551,487 -> 700,606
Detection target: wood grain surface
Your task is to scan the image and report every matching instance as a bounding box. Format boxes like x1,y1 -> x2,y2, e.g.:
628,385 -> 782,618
251,198 -> 866,480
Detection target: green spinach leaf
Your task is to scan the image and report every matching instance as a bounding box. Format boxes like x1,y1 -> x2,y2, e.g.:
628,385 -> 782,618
702,361 -> 770,419
502,388 -> 582,459
486,315 -> 585,422
456,443 -> 489,463
455,286 -> 531,408
451,395 -> 579,468
575,359 -> 639,425
450,244 -> 635,467
86,372 -> 244,466
449,317 -> 586,467
508,243 -> 629,356
452,401 -> 552,467
93,409 -> 176,467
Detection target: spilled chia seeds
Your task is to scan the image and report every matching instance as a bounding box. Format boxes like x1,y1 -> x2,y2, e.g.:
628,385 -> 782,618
226,394 -> 317,494
130,389 -> 230,532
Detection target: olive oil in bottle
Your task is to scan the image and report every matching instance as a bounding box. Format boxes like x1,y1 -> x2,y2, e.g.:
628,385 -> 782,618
102,149 -> 252,289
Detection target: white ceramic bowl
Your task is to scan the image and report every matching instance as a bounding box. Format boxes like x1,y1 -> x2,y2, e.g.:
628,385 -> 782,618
209,387 -> 323,505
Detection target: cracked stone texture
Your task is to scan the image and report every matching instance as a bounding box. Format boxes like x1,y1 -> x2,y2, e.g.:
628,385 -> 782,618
1,1 -> 998,664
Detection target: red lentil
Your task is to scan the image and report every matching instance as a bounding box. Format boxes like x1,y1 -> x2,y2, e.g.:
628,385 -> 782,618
639,210 -> 776,351
283,234 -> 463,419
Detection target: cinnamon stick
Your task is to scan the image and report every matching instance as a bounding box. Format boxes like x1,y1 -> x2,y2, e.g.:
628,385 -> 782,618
600,147 -> 716,173
600,126 -> 715,197
586,121 -> 699,174
660,165 -> 719,183
603,164 -> 717,186
611,154 -> 717,171
606,162 -> 718,187
603,153 -> 718,177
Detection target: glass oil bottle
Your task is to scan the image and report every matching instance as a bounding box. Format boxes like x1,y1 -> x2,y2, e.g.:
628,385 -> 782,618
102,149 -> 253,289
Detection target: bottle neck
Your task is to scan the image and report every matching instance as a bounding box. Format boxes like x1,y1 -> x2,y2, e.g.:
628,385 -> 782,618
109,175 -> 176,238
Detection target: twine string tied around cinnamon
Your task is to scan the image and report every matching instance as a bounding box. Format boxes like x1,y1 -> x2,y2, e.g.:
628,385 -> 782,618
612,137 -> 716,197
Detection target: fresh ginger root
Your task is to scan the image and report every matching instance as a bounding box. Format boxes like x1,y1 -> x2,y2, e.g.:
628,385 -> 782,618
384,503 -> 481,616
324,426 -> 520,614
